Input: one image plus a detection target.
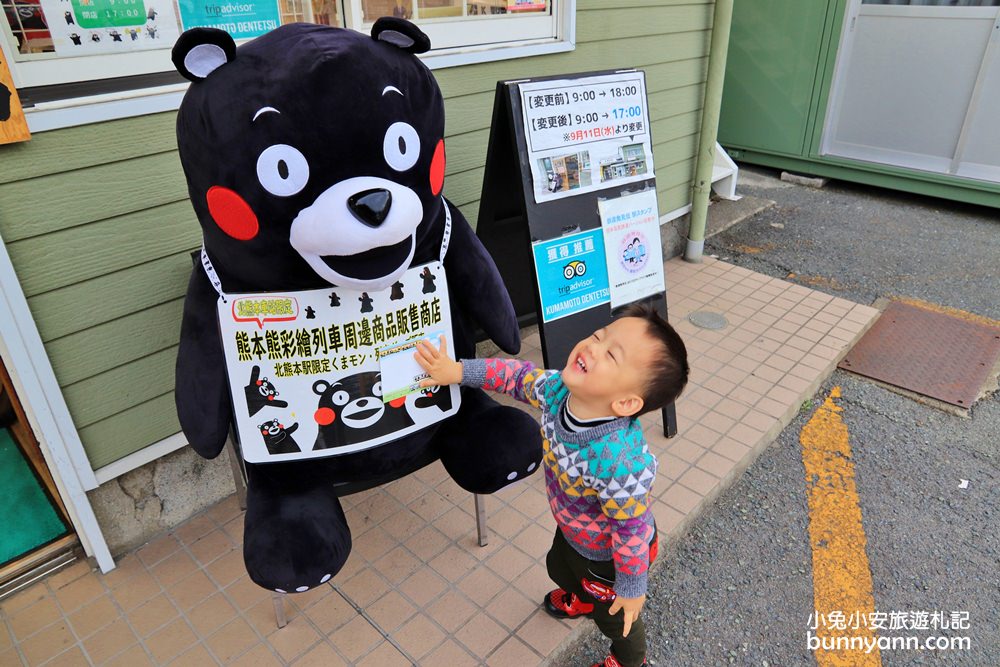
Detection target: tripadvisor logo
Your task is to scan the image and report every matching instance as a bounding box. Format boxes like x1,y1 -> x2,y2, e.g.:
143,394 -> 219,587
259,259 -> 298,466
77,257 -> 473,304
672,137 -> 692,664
204,2 -> 255,16
562,260 -> 587,280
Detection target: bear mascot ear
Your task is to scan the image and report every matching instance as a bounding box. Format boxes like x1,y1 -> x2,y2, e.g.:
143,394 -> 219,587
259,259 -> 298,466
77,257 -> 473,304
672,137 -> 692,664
172,27 -> 237,82
371,17 -> 431,54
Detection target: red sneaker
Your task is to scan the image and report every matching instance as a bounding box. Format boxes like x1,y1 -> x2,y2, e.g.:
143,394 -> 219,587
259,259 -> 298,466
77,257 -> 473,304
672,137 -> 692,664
543,588 -> 594,618
589,654 -> 647,667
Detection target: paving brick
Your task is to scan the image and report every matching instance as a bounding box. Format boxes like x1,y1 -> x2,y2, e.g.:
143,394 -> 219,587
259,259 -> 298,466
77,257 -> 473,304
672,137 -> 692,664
678,467 -> 720,496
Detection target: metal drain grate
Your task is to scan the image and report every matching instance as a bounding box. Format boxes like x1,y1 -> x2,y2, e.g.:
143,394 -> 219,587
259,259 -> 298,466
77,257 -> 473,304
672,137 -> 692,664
838,301 -> 1000,408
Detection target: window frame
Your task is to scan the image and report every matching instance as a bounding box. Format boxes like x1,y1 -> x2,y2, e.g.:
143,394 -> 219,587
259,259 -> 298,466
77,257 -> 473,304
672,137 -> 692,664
343,0 -> 558,51
2,0 -> 575,132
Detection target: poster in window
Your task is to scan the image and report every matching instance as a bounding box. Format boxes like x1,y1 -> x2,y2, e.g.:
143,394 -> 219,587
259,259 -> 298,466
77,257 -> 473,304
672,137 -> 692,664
599,189 -> 665,309
519,71 -> 654,204
40,0 -> 180,55
178,0 -> 281,39
507,1 -> 546,11
216,261 -> 460,463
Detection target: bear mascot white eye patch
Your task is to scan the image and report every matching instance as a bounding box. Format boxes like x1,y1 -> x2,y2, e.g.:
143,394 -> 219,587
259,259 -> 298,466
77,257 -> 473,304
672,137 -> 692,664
172,19 -> 543,594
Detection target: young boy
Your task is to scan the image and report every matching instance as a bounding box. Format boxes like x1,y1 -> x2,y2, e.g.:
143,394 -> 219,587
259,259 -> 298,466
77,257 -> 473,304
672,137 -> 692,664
415,303 -> 689,667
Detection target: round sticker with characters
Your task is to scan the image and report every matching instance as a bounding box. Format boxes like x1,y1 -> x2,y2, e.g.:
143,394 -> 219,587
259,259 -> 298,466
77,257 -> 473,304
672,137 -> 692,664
619,231 -> 649,273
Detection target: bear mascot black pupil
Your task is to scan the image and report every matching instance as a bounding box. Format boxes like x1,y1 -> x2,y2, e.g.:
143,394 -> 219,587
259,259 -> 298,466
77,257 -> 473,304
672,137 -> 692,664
172,19 -> 542,593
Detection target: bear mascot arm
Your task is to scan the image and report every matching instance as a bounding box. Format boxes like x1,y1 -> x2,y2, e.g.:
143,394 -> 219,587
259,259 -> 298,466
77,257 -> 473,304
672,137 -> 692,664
443,207 -> 521,357
175,266 -> 232,459
172,28 -> 241,460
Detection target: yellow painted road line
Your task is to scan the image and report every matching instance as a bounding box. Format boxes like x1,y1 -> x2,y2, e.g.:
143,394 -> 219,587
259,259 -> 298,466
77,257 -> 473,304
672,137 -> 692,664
801,387 -> 882,666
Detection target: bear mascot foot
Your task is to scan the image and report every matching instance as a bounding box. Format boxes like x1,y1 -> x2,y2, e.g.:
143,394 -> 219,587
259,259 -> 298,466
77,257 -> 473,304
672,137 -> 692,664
437,389 -> 543,494
242,462 -> 351,593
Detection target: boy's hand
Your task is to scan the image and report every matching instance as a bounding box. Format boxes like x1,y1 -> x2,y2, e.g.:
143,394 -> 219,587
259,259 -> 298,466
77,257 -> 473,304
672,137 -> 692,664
414,336 -> 463,387
608,594 -> 646,638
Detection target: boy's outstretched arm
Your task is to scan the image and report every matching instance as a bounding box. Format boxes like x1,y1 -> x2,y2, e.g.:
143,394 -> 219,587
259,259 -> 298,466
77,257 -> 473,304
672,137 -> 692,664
415,337 -> 554,408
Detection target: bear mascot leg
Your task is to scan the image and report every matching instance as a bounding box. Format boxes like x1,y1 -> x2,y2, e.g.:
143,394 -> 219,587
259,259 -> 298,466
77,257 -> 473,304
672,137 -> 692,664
242,461 -> 351,592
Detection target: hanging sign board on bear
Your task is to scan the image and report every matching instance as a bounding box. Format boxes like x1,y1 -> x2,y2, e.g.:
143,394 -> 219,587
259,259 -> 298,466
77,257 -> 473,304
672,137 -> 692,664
216,261 -> 460,463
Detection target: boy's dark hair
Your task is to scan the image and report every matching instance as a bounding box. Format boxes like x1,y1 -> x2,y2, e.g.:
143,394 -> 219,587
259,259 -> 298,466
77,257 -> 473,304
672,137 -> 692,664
618,302 -> 689,416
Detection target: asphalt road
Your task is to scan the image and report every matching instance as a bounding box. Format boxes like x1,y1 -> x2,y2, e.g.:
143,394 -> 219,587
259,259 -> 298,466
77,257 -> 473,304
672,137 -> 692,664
554,169 -> 1000,667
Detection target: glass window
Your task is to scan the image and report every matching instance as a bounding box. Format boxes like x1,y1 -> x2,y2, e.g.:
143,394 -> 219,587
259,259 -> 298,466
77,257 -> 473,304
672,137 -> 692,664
1,0 -> 566,94
2,0 -> 51,53
360,0 -> 548,22
346,0 -> 555,51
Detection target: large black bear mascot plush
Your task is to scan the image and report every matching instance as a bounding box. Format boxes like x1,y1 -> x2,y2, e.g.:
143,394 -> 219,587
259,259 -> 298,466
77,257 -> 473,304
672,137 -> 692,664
172,20 -> 542,593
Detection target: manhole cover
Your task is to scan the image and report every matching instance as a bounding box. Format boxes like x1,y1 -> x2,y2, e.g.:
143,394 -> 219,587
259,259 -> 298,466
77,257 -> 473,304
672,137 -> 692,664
839,300 -> 1000,408
688,311 -> 728,330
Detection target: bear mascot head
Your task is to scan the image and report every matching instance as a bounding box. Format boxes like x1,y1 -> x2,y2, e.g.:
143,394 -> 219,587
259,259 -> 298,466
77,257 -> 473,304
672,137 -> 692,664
172,20 -> 542,592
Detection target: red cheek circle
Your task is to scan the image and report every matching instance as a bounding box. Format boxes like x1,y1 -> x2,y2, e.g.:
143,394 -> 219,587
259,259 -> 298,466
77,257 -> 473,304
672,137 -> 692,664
206,186 -> 259,240
314,407 -> 336,425
429,139 -> 445,196
389,397 -> 407,408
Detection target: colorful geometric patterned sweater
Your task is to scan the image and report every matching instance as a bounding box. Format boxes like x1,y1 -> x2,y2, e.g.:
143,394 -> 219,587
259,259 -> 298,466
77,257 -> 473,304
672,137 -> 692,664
461,358 -> 657,598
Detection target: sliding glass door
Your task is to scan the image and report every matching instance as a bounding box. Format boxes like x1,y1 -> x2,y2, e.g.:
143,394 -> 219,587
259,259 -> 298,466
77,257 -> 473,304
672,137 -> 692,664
822,0 -> 1000,183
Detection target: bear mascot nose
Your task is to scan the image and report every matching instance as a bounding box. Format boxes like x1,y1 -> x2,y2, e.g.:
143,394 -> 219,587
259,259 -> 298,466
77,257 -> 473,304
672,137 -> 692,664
347,188 -> 393,227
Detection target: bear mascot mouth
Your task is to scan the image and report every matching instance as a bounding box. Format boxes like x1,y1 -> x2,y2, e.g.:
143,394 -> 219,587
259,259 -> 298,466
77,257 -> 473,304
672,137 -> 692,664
290,176 -> 421,289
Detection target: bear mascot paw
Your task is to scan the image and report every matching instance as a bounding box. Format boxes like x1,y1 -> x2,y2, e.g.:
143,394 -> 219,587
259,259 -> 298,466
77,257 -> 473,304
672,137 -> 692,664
172,19 -> 542,593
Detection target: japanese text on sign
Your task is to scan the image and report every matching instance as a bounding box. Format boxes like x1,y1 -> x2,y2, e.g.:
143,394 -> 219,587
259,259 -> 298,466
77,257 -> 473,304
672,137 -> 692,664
216,262 -> 459,463
233,299 -> 443,366
519,71 -> 655,204
521,74 -> 649,153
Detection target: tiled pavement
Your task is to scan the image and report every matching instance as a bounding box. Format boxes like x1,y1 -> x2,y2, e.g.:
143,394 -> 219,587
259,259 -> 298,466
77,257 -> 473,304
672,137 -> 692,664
0,257 -> 881,666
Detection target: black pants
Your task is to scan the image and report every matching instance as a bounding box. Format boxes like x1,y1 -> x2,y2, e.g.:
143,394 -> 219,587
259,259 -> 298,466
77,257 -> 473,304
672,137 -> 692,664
545,529 -> 650,667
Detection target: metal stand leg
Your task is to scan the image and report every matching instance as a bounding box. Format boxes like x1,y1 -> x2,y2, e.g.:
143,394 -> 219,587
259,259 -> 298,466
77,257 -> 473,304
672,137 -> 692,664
474,494 -> 489,547
272,592 -> 287,628
662,403 -> 679,438
226,429 -> 248,511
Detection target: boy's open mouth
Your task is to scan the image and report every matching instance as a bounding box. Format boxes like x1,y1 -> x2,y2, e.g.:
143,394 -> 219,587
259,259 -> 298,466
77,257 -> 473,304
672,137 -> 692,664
575,355 -> 588,373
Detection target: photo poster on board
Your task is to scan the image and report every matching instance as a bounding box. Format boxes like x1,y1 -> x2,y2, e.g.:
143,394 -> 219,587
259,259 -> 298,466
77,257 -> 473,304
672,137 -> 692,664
599,188 -> 666,310
475,69 -> 678,438
519,71 -> 654,204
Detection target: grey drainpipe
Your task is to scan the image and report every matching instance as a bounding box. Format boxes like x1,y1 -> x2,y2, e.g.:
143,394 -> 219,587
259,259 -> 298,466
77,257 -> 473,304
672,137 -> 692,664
685,0 -> 734,263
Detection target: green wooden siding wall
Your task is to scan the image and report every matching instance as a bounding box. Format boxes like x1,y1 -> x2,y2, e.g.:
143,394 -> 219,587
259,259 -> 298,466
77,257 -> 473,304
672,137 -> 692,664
0,0 -> 712,470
